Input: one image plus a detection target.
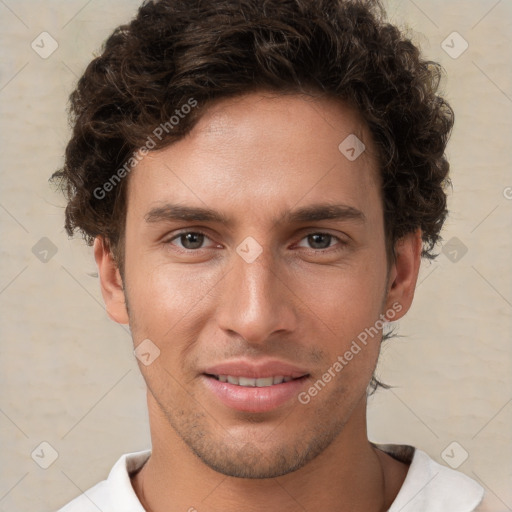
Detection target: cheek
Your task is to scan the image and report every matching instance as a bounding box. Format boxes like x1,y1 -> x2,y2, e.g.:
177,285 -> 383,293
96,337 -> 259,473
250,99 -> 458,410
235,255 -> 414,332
124,256 -> 222,346
291,259 -> 387,383
295,258 -> 386,334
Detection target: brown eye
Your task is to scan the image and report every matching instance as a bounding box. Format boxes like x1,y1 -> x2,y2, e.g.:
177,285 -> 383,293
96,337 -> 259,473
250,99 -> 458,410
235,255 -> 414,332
179,232 -> 204,249
169,231 -> 210,250
297,233 -> 339,250
307,233 -> 333,249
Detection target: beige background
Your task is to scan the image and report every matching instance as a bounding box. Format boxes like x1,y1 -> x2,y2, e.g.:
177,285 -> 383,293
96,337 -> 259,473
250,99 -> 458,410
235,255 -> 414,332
0,1 -> 511,510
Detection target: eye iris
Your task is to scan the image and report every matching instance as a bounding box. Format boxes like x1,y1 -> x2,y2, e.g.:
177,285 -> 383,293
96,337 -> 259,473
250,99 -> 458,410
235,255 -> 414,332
308,233 -> 331,249
181,232 -> 204,249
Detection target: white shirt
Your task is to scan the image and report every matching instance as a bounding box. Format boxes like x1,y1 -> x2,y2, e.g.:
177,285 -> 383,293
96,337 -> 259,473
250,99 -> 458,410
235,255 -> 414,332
57,444 -> 485,512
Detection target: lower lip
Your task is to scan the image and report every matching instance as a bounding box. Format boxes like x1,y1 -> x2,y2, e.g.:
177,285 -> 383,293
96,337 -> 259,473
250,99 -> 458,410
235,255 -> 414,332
202,375 -> 308,413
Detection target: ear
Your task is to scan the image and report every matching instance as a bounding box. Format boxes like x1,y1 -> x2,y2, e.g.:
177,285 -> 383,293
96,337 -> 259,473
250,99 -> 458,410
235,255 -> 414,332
93,237 -> 129,325
383,229 -> 422,321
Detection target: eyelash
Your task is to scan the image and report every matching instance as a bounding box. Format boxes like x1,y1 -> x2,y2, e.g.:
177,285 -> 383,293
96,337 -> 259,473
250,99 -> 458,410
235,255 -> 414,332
164,230 -> 347,254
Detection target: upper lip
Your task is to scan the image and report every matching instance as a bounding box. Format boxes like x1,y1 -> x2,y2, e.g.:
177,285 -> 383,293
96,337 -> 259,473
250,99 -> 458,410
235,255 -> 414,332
203,359 -> 309,379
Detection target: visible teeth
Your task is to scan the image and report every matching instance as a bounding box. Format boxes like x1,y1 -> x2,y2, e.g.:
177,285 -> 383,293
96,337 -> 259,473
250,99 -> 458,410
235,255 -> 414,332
239,377 -> 256,387
256,377 -> 274,387
215,375 -> 298,387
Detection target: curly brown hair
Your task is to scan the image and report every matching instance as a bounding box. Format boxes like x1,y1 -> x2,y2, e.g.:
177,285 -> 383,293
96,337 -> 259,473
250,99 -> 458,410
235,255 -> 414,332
52,0 -> 454,391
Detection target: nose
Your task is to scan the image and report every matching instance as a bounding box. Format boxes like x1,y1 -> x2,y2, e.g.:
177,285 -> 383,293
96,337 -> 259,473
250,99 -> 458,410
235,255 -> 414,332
215,245 -> 297,345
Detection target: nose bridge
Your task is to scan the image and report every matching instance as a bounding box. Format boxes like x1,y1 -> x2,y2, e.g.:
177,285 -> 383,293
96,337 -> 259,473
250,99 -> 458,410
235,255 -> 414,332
217,244 -> 295,344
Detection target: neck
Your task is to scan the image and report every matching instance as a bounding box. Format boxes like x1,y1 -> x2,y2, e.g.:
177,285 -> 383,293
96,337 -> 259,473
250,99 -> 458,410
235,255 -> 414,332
132,393 -> 405,512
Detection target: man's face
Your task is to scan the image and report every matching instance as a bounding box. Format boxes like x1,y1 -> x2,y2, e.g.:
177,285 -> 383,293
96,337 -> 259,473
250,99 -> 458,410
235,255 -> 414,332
119,92 -> 399,478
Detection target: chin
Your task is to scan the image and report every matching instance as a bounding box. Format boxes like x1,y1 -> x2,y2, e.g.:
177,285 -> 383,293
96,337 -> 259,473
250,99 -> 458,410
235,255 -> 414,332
189,440 -> 316,479
171,411 -> 345,479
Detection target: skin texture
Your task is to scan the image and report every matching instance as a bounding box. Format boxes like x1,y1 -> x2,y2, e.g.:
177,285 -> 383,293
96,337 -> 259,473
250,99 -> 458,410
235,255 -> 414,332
94,92 -> 422,512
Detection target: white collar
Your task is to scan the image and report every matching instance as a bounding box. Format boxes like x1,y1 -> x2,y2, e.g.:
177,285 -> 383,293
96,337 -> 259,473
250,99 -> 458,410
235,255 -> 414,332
377,444 -> 484,511
58,444 -> 484,511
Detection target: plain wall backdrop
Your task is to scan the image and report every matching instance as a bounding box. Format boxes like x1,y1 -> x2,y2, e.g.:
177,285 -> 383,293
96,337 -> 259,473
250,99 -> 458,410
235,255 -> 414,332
0,1 -> 511,510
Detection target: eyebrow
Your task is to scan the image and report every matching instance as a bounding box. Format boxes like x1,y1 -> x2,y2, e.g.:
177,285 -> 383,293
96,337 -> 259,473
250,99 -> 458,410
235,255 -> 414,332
144,203 -> 366,226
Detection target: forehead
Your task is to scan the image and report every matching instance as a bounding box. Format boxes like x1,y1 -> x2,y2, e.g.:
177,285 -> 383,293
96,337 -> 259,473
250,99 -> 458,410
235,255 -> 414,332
127,92 -> 382,223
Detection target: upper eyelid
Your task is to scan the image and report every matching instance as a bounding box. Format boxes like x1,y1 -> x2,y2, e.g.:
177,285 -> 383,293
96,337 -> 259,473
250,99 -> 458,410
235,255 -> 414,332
295,232 -> 343,245
166,229 -> 217,249
167,229 -> 215,241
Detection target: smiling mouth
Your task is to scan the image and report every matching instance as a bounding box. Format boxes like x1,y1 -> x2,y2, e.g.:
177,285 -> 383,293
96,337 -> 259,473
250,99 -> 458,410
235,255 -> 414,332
205,374 -> 308,387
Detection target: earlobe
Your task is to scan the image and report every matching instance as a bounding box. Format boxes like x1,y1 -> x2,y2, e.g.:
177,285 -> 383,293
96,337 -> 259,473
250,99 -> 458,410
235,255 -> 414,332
384,229 -> 422,321
93,237 -> 129,325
